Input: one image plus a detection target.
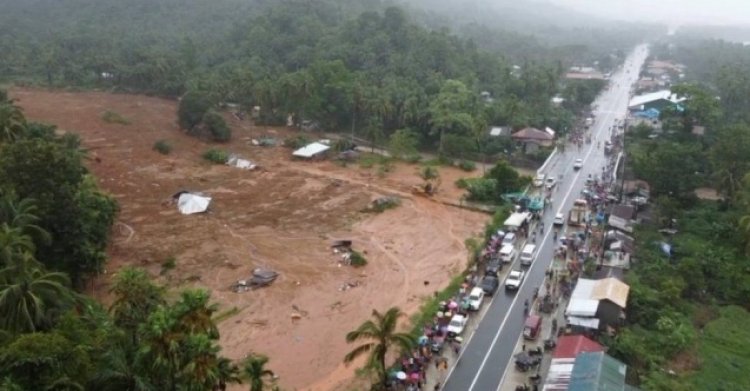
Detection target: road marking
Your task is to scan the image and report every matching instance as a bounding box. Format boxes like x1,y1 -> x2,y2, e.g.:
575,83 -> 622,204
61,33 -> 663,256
460,60 -> 636,391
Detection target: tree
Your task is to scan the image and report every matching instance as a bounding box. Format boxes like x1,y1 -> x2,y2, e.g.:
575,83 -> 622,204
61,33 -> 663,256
0,100 -> 27,144
486,160 -> 526,198
0,252 -> 75,334
201,110 -> 232,142
710,124 -> 750,199
0,195 -> 51,247
215,357 -> 241,391
178,91 -> 212,130
343,307 -> 414,387
428,80 -> 477,154
388,128 -> 419,160
242,354 -> 275,391
631,141 -> 702,200
110,267 -> 165,343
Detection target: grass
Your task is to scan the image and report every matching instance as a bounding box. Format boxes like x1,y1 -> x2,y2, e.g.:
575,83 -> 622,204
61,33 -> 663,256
101,110 -> 131,125
685,305 -> 750,390
153,139 -> 172,155
159,256 -> 176,275
350,250 -> 368,267
408,272 -> 466,339
202,148 -> 229,164
213,306 -> 240,323
358,154 -> 390,169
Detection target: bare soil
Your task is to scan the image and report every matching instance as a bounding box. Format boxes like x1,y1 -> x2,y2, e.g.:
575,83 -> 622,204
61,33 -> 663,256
11,87 -> 488,390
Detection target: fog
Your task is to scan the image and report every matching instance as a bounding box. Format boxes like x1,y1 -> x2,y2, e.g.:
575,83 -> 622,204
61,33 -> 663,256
546,0 -> 750,26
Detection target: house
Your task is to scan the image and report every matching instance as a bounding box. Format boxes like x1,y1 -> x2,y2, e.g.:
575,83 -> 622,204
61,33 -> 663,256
512,127 -> 555,152
543,335 -> 604,391
488,126 -> 512,137
608,204 -> 635,233
628,90 -> 685,112
292,141 -> 330,159
565,72 -> 606,81
566,278 -> 629,331
568,351 -> 639,391
692,125 -> 706,136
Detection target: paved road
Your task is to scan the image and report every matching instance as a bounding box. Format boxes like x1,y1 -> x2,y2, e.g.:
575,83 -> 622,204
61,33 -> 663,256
442,44 -> 649,391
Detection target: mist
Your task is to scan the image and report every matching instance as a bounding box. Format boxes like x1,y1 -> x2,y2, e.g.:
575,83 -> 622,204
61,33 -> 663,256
546,0 -> 750,26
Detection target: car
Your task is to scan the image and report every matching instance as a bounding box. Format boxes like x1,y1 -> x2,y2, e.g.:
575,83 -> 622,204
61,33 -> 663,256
573,158 -> 583,170
553,213 -> 565,226
485,258 -> 502,276
480,275 -> 500,295
502,232 -> 516,247
519,244 -> 536,266
468,287 -> 485,310
505,269 -> 525,290
533,174 -> 546,187
447,314 -> 468,336
499,244 -> 517,263
545,177 -> 556,190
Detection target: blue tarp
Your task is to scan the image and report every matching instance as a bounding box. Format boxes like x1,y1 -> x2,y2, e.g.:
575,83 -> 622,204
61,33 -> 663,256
633,108 -> 660,119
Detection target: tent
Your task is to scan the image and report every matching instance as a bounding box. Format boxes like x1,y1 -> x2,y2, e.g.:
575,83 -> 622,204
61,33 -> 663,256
177,193 -> 211,215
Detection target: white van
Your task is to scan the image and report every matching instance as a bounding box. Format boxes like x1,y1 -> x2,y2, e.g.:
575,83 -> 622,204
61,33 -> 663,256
499,245 -> 516,263
468,287 -> 485,311
519,244 -> 536,266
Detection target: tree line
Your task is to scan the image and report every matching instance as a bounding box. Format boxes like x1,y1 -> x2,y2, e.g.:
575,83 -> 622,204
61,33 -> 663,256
0,91 -> 278,391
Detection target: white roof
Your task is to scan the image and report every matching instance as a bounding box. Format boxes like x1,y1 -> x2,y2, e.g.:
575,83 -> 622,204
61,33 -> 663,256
628,90 -> 685,108
566,279 -> 599,316
489,127 -> 504,136
545,127 -> 556,137
177,193 -> 211,215
567,316 -> 600,329
543,359 -> 576,391
504,212 -> 529,228
292,142 -> 330,158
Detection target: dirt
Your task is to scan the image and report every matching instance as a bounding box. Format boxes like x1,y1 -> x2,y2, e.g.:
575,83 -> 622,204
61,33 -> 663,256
11,87 -> 489,390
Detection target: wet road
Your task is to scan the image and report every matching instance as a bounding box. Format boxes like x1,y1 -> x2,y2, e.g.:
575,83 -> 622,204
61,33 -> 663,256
442,44 -> 649,391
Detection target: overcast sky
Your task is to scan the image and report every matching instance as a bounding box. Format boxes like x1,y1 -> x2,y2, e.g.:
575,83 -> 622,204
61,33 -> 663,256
547,0 -> 750,26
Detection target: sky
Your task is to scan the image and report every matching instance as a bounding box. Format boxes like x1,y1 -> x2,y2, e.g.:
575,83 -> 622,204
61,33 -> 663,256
547,0 -> 750,26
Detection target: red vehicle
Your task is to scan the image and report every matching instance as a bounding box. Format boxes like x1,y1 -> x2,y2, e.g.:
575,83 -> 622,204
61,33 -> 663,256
523,314 -> 542,340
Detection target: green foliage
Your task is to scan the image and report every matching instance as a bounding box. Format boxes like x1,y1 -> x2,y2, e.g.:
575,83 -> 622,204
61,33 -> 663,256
408,273 -> 466,339
349,251 -> 367,267
283,135 -> 311,150
201,110 -> 232,142
178,91 -> 212,130
457,160 -> 476,172
202,148 -> 229,164
160,257 -> 177,274
562,79 -> 607,111
419,166 -> 439,181
709,123 -> 750,198
631,141 -> 703,200
242,354 -> 275,391
465,178 -> 499,202
388,128 -> 420,160
101,110 -> 130,125
152,139 -> 172,155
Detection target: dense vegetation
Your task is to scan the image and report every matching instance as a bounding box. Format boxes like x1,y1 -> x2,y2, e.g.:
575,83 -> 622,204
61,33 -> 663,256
0,92 -> 275,390
0,0 -> 628,160
608,40 -> 750,389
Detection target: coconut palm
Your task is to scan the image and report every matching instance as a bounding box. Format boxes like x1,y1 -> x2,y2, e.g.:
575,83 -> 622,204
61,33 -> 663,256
242,354 -> 275,391
91,339 -> 155,391
215,357 -> 242,391
0,252 -> 74,333
0,225 -> 36,265
0,101 -> 27,143
177,333 -> 221,391
343,307 -> 414,387
173,289 -> 219,338
110,267 -> 165,341
0,195 -> 50,250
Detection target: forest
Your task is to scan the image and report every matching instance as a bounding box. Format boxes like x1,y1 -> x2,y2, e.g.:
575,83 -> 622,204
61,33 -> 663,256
607,38 -> 750,390
0,0 -> 641,160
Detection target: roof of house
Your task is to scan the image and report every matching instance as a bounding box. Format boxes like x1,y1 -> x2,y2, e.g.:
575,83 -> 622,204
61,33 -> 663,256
628,90 -> 685,108
569,351 -> 633,391
553,335 -> 604,359
489,126 -> 512,137
610,205 -> 635,220
292,142 -> 330,158
566,72 -> 606,80
512,127 -> 554,141
592,277 -> 630,308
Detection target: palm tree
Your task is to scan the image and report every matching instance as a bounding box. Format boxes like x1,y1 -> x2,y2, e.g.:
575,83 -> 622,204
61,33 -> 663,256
343,307 -> 414,387
177,333 -> 221,391
0,101 -> 27,143
91,338 -> 155,391
0,252 -> 75,333
173,289 -> 219,338
242,354 -> 275,391
137,308 -> 182,391
110,267 -> 165,342
0,225 -> 36,265
215,357 -> 241,391
0,195 -> 51,248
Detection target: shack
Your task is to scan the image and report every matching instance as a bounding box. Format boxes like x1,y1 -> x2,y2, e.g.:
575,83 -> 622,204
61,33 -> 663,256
503,212 -> 531,232
292,142 -> 330,159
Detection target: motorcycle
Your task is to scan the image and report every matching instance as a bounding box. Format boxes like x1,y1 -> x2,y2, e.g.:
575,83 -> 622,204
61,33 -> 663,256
544,338 -> 557,351
528,346 -> 543,356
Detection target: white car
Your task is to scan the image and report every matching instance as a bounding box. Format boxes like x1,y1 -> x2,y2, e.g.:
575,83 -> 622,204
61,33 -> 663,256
573,159 -> 583,170
553,213 -> 565,226
533,174 -> 546,187
545,177 -> 556,190
499,244 -> 517,263
502,232 -> 516,247
447,314 -> 468,335
467,287 -> 485,311
505,270 -> 525,290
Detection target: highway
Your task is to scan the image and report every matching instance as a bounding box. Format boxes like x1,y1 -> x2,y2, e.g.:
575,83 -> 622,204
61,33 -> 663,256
442,44 -> 649,391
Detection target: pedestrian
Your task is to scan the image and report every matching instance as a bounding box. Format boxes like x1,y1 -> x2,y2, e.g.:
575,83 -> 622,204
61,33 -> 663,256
434,382 -> 441,391
522,344 -> 526,351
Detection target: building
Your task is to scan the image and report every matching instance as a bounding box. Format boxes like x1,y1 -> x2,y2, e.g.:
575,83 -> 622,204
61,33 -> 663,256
568,351 -> 639,391
488,126 -> 512,137
566,278 -> 629,331
608,204 -> 635,233
511,127 -> 555,152
628,90 -> 685,112
543,335 -> 604,391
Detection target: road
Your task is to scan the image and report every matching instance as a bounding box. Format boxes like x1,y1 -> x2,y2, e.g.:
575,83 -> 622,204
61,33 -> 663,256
441,44 -> 649,391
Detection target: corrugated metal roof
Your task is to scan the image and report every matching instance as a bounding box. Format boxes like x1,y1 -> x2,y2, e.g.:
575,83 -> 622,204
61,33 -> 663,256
567,316 -> 600,329
566,300 -> 599,317
552,335 -> 603,359
292,142 -> 330,158
628,90 -> 685,108
592,278 -> 630,309
569,352 -> 629,391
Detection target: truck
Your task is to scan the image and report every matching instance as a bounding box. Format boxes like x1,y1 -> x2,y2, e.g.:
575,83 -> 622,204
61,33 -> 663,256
568,199 -> 588,226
